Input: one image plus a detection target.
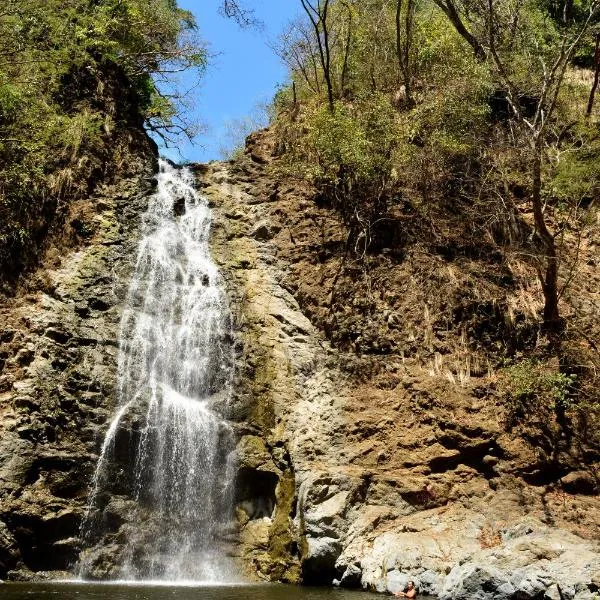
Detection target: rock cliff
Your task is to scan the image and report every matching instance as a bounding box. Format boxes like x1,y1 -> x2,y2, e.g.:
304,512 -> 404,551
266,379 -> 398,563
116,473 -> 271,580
0,140 -> 156,579
0,127 -> 598,599
199,130 -> 600,599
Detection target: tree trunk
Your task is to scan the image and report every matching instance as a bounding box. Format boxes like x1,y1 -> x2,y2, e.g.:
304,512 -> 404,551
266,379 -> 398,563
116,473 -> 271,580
405,0 -> 415,103
300,0 -> 335,113
433,0 -> 487,61
321,0 -> 335,113
395,0 -> 414,104
340,1 -> 352,98
531,147 -> 561,331
586,33 -> 600,118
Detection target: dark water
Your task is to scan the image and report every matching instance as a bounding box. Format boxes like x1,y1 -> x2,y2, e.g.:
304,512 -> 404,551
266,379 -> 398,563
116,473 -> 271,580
0,583 -> 391,600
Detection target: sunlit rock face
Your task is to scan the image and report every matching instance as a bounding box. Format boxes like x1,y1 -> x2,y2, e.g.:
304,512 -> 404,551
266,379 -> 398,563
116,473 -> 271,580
1,122 -> 599,598
78,162 -> 239,583
200,131 -> 600,599
0,140 -> 156,581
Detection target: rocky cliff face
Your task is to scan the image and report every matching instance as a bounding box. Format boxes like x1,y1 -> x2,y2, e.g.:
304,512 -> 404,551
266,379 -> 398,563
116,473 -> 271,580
0,141 -> 156,579
198,131 -> 600,599
0,126 -> 598,599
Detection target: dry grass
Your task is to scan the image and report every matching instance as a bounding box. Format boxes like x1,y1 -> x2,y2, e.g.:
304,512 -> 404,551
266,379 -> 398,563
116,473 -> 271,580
49,166 -> 75,197
425,326 -> 492,388
505,258 -> 544,325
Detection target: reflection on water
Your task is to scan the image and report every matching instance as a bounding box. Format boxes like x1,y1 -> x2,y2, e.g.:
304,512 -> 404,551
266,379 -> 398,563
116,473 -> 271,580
0,583 -> 391,600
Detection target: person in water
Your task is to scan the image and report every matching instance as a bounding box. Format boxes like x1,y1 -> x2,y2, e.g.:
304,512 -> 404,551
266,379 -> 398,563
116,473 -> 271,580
395,580 -> 417,598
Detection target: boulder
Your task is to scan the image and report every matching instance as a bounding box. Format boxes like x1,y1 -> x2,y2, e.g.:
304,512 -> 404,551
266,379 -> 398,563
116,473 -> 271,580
250,222 -> 279,241
302,536 -> 342,584
339,563 -> 362,588
305,491 -> 350,537
560,471 -> 597,495
511,571 -> 554,599
545,584 -> 566,600
236,435 -> 277,472
440,564 -> 514,600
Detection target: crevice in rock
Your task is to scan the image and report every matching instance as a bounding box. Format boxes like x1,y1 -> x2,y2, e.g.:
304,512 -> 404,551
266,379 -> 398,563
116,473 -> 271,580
235,467 -> 278,520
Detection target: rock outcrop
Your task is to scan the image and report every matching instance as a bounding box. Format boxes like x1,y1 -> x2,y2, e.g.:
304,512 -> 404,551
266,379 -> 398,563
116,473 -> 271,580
197,130 -> 600,599
0,123 -> 598,600
0,144 -> 156,579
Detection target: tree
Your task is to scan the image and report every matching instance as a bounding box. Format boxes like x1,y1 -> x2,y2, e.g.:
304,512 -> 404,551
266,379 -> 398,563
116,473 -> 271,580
0,0 -> 206,281
430,0 -> 600,332
586,32 -> 600,117
300,0 -> 336,113
272,18 -> 324,95
395,0 -> 416,104
486,0 -> 599,331
339,0 -> 354,96
431,0 -> 487,60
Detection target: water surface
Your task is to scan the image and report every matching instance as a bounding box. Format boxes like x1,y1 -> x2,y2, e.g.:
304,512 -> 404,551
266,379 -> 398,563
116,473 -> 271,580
0,583 -> 389,600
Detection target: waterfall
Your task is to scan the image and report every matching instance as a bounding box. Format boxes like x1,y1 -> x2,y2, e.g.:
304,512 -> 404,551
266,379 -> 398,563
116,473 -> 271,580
78,160 -> 237,582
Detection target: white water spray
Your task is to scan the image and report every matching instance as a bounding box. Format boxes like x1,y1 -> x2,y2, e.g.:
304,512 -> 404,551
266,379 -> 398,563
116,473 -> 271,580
79,160 -> 237,582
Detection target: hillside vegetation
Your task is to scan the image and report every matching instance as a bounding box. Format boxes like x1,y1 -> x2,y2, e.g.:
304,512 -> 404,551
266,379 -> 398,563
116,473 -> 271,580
240,0 -> 600,483
0,0 -> 204,286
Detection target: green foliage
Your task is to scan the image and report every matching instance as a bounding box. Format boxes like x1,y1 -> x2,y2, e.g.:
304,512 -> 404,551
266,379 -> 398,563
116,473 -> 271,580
274,3 -> 493,241
504,359 -> 577,422
549,123 -> 600,202
272,0 -> 598,262
0,0 -> 204,280
276,92 -> 401,238
304,94 -> 398,184
269,0 -> 600,442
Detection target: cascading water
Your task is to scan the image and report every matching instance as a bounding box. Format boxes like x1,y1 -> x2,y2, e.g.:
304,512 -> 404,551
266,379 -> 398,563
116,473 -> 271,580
78,160 -> 238,582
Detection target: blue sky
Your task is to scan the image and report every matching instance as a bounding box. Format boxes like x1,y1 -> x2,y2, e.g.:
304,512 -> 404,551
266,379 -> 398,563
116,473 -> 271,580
160,0 -> 300,163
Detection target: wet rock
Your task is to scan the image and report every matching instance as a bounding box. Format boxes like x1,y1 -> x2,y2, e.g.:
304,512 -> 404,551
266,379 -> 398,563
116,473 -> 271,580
7,569 -> 72,582
101,496 -> 138,532
0,143 -> 154,578
0,522 -> 20,577
302,536 -> 342,584
0,436 -> 35,484
236,435 -> 277,472
339,563 -> 361,588
240,518 -> 271,549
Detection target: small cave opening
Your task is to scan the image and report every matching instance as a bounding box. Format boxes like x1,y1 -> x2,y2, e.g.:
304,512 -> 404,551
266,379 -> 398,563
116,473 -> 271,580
235,467 -> 279,520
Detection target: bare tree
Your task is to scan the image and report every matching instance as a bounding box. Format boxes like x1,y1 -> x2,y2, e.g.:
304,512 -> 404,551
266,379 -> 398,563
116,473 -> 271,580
340,0 -> 353,97
395,0 -> 416,104
485,0 -> 600,331
300,0 -> 335,113
272,19 -> 323,94
219,0 -> 260,28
